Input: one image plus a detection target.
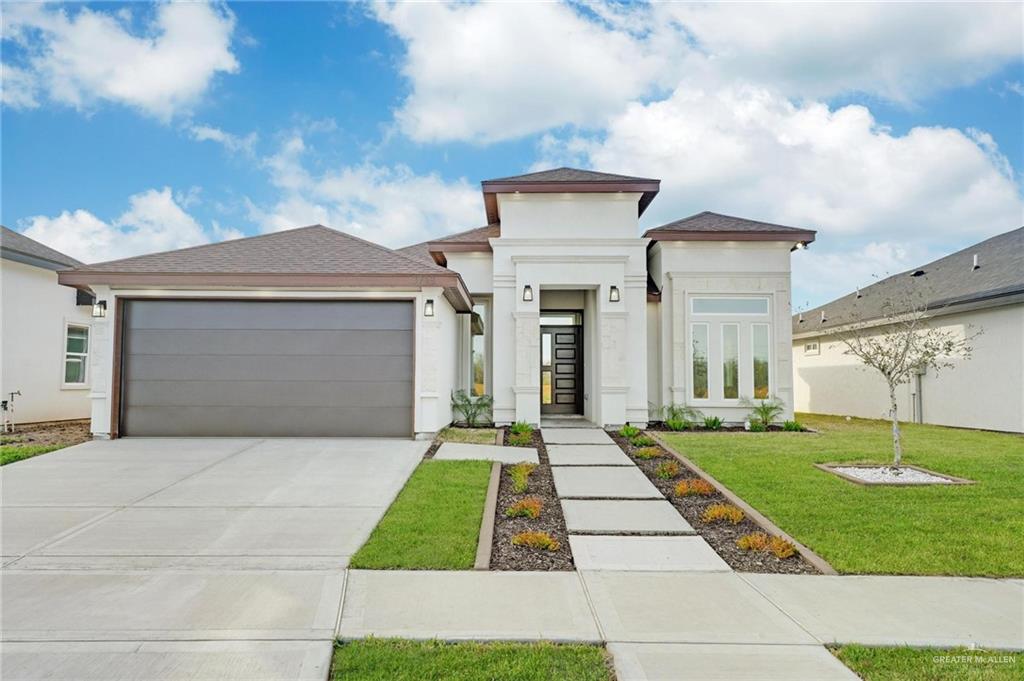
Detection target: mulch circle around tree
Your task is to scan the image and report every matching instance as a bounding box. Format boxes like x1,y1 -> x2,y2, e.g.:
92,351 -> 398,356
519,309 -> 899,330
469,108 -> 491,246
610,432 -> 819,575
490,430 -> 575,571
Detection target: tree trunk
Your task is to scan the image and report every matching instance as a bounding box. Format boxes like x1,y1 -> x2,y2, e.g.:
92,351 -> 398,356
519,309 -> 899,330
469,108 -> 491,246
889,386 -> 902,469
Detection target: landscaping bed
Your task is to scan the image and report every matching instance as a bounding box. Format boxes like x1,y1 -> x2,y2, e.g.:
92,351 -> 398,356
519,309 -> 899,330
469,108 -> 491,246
1,418 -> 91,466
331,639 -> 614,681
610,431 -> 818,574
490,428 -> 574,571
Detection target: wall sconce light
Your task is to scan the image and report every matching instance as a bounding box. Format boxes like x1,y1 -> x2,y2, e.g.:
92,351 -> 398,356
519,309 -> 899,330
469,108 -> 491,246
522,285 -> 533,302
609,285 -> 620,302
424,299 -> 435,317
92,300 -> 107,318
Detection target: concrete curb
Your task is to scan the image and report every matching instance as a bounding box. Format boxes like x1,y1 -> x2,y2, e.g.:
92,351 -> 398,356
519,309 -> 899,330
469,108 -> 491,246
474,461 -> 502,570
651,432 -> 839,576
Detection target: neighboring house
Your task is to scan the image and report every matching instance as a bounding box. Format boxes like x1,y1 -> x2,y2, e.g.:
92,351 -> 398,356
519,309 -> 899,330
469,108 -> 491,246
793,227 -> 1024,433
57,168 -> 815,439
1,225 -> 95,424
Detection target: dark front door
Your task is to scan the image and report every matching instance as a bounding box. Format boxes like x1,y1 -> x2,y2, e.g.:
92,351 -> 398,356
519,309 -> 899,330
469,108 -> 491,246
541,325 -> 582,414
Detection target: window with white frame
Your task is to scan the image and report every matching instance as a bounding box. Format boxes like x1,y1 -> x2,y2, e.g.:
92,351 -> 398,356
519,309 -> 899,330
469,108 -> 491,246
804,341 -> 820,356
63,324 -> 89,385
470,301 -> 488,396
688,296 -> 772,402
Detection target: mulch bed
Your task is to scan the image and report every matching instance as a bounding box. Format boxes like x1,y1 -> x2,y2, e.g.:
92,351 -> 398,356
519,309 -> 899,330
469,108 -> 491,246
490,430 -> 574,571
610,432 -> 819,574
646,421 -> 797,433
1,419 -> 91,448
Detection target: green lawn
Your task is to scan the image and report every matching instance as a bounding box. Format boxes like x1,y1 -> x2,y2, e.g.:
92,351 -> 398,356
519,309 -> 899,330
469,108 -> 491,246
1,444 -> 66,466
660,414 -> 1024,576
437,427 -> 498,445
834,646 -> 1023,680
349,460 -> 492,570
331,639 -> 613,681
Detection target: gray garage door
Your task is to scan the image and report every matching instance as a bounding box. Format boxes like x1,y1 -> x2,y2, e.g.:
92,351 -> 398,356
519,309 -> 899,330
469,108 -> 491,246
120,300 -> 414,437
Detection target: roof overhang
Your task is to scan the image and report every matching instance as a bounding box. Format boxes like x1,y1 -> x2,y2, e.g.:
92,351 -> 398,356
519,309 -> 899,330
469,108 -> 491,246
57,270 -> 475,312
2,248 -> 79,271
426,240 -> 493,267
644,229 -> 817,246
481,179 -> 661,224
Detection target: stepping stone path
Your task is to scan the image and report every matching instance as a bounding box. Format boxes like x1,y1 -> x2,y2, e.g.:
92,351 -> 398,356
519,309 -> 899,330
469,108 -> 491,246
545,425 -> 730,572
434,442 -> 539,464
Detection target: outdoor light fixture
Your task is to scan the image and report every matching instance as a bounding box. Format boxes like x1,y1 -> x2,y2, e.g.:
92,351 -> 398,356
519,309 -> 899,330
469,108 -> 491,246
92,300 -> 107,318
424,299 -> 435,317
609,285 -> 620,302
522,285 -> 533,302
795,241 -> 806,250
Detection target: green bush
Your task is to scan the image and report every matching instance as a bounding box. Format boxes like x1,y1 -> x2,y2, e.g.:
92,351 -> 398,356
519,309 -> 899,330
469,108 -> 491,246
741,395 -> 785,428
633,446 -> 662,460
748,421 -> 767,432
662,404 -> 702,431
703,416 -> 723,430
509,421 -> 533,435
654,461 -> 680,480
508,432 -> 532,447
619,424 -> 641,439
629,435 -> 656,447
665,418 -> 689,432
509,462 -> 536,493
782,420 -> 805,432
451,390 -> 494,427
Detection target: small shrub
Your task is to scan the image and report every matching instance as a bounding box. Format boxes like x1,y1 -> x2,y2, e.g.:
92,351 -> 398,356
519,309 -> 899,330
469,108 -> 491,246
768,536 -> 797,559
619,424 -> 641,439
509,421 -> 533,435
629,435 -> 656,447
662,404 -> 702,430
703,416 -> 723,431
701,503 -> 745,525
451,390 -> 494,427
507,432 -> 532,447
748,421 -> 767,432
741,395 -> 785,428
665,418 -> 689,432
505,496 -> 543,519
633,446 -> 662,460
654,461 -> 680,480
782,420 -> 805,432
508,462 -> 536,493
675,478 -> 715,497
736,532 -> 770,551
511,531 -> 560,551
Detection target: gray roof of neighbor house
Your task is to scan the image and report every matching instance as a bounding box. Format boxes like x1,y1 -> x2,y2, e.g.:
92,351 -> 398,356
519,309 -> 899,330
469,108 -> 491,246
644,211 -> 817,244
794,227 -> 1024,335
1,225 -> 84,269
58,225 -> 473,311
398,223 -> 501,266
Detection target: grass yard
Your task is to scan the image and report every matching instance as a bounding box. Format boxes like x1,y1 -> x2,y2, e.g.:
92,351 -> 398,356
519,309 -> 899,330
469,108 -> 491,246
834,645 -> 1023,680
331,639 -> 613,681
348,459 -> 492,570
660,413 -> 1024,576
437,427 -> 499,445
1,443 -> 66,466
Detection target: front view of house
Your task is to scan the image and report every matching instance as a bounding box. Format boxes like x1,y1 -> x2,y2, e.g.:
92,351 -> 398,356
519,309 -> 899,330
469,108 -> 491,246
59,169 -> 815,439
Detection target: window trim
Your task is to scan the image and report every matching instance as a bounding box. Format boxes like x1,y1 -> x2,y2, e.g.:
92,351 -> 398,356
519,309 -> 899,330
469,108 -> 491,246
804,341 -> 820,356
61,321 -> 91,390
751,322 -> 772,399
691,296 -> 770,316
721,322 -> 740,401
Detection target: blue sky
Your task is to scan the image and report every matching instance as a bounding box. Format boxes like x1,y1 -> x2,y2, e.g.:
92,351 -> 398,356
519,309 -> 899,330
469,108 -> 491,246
3,1 -> 1022,308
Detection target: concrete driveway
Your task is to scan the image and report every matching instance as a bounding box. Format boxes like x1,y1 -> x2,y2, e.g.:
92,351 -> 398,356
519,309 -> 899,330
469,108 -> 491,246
1,437 -> 426,680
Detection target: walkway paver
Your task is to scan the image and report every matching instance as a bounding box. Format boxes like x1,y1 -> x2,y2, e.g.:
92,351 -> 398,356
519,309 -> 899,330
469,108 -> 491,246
581,571 -> 818,644
608,643 -> 858,681
547,444 -> 633,466
552,466 -> 661,499
541,428 -> 615,445
570,536 -> 729,572
434,442 -> 539,464
338,570 -> 601,641
743,574 -> 1024,649
562,500 -> 694,534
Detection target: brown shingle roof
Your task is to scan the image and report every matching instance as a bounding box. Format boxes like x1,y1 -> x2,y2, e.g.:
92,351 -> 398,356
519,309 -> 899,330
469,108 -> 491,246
644,211 -> 816,243
398,224 -> 500,264
483,167 -> 659,184
1,225 -> 84,269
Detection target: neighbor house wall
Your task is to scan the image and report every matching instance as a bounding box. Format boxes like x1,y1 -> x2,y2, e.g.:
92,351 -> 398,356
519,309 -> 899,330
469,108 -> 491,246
1,259 -> 93,423
794,302 -> 1024,433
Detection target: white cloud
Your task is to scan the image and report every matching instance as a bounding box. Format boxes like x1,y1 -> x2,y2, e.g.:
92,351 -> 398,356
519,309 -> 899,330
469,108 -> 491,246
2,2 -> 238,120
248,135 -> 482,247
20,187 -> 240,264
188,124 -> 258,155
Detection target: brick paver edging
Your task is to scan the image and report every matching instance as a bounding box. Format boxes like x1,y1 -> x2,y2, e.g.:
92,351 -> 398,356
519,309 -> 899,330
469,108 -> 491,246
650,432 -> 839,576
474,461 -> 502,570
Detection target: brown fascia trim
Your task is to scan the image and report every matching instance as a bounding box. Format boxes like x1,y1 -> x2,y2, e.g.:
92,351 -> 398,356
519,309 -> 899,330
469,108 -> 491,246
57,270 -> 474,312
427,240 -> 493,267
482,180 -> 661,223
645,229 -> 817,244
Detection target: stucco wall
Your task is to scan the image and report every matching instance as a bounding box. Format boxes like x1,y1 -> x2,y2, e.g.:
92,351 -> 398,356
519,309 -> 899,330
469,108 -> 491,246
794,302 -> 1024,432
1,259 -> 93,424
496,193 -> 642,239
445,252 -> 493,294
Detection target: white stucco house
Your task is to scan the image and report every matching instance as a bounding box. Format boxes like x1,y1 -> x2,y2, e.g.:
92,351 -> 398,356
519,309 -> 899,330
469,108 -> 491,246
2,225 -> 96,424
57,168 -> 815,439
793,227 -> 1023,433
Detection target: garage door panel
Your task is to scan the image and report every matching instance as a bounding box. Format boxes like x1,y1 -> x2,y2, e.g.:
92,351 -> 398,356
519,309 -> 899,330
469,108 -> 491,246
126,354 -> 414,382
121,300 -> 414,437
125,379 -> 412,408
125,329 -> 413,357
128,300 -> 413,331
123,406 -> 413,438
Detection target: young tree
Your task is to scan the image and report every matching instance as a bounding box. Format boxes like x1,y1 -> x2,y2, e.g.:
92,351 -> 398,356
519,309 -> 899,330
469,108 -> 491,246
825,281 -> 980,469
